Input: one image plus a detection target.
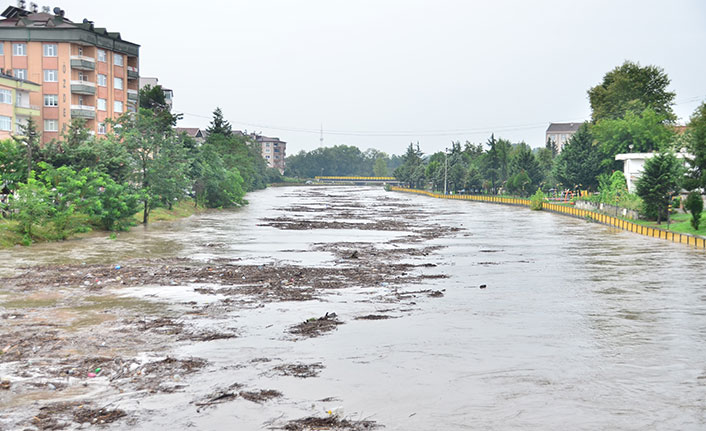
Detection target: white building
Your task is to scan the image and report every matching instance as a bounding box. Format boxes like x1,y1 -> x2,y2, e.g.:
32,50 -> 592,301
615,152 -> 692,192
546,122 -> 581,152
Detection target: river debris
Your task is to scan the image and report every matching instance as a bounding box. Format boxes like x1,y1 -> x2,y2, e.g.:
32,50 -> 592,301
282,415 -> 380,431
272,362 -> 325,378
194,384 -> 282,411
289,312 -> 343,338
355,314 -> 394,320
31,401 -> 127,429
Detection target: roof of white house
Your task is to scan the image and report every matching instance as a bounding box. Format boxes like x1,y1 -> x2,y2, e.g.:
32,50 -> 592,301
615,152 -> 692,161
546,122 -> 581,133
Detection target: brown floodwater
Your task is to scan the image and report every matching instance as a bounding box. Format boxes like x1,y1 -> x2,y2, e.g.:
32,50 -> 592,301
2,185 -> 706,430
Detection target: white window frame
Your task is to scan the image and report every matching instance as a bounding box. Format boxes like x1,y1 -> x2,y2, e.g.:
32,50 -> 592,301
97,74 -> 107,87
114,54 -> 123,67
0,115 -> 11,131
114,101 -> 123,113
44,119 -> 59,132
98,123 -> 106,135
12,43 -> 26,56
114,77 -> 123,90
43,43 -> 58,57
13,69 -> 26,80
97,98 -> 107,111
0,89 -> 11,105
44,69 -> 58,82
97,49 -> 106,62
43,94 -> 58,107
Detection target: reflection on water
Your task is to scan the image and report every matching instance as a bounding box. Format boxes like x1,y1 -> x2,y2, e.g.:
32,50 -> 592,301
2,186 -> 706,430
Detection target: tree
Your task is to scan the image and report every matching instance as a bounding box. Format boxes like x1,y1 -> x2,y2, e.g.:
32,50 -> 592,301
394,143 -> 425,188
12,118 -> 41,179
10,173 -> 51,239
635,152 -> 683,223
0,139 -> 27,192
206,107 -> 233,137
373,156 -> 389,176
588,61 -> 676,122
509,144 -> 543,190
592,107 -> 675,168
684,191 -> 703,231
685,102 -> 706,190
552,122 -> 604,191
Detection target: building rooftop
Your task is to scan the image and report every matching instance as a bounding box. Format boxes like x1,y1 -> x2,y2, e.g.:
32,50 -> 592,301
547,122 -> 582,133
175,127 -> 204,138
0,5 -> 139,54
0,71 -> 40,87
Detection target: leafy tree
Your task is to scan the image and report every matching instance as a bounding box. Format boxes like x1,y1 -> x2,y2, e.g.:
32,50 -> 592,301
506,171 -> 531,196
509,144 -> 543,190
552,123 -> 604,191
684,191 -> 703,231
0,139 -> 27,192
12,118 -> 41,179
373,156 -> 389,176
139,84 -> 181,132
592,107 -> 675,169
685,102 -> 706,190
596,171 -> 629,205
206,107 -> 233,137
588,61 -> 676,122
394,143 -> 425,188
635,151 -> 683,223
10,173 -> 51,239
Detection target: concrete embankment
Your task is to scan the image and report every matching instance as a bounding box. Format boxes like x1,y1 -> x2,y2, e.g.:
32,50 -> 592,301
390,186 -> 706,249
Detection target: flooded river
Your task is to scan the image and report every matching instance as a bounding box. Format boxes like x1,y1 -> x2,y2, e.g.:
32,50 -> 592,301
1,186 -> 706,430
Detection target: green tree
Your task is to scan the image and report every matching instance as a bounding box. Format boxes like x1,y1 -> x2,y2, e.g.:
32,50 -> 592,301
373,156 -> 389,176
509,144 -> 543,190
592,107 -> 675,169
684,191 -> 703,231
10,173 -> 51,239
552,123 -> 604,191
0,139 -> 27,192
394,143 -> 425,188
635,152 -> 683,223
12,118 -> 41,179
685,102 -> 706,190
588,61 -> 676,122
206,107 -> 233,137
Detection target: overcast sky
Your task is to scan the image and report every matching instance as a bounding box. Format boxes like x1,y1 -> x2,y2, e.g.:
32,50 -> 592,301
50,0 -> 706,155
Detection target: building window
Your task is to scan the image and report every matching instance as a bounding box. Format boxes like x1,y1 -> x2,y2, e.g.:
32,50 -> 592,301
0,116 -> 10,131
114,54 -> 123,67
0,89 -> 11,104
97,98 -> 107,111
114,77 -> 123,90
97,49 -> 106,62
44,94 -> 58,107
44,119 -> 59,132
0,44 -> 4,55
12,43 -> 26,56
97,74 -> 107,87
13,69 -> 26,80
98,123 -> 106,135
44,69 -> 58,82
43,43 -> 58,57
114,101 -> 123,113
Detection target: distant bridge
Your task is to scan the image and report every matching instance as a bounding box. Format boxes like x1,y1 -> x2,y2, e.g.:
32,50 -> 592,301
314,176 -> 402,185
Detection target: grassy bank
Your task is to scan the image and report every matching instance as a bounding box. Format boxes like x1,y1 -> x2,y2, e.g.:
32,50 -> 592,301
0,199 -> 205,249
629,211 -> 706,236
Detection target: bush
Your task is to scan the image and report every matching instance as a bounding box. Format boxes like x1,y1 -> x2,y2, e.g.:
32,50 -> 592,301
530,188 -> 545,210
684,191 -> 703,231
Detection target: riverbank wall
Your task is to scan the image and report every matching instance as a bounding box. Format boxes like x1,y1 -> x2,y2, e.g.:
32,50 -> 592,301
390,186 -> 706,250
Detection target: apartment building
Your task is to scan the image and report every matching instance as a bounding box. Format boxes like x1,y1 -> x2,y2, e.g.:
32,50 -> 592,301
546,122 -> 580,152
0,4 -> 139,143
255,135 -> 286,173
0,71 -> 40,139
139,76 -> 173,110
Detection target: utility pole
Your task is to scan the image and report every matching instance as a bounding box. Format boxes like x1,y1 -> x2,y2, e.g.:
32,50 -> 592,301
319,124 -> 324,148
444,148 -> 448,195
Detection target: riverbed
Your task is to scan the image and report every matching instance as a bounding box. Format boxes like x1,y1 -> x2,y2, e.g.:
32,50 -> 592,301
1,186 -> 705,430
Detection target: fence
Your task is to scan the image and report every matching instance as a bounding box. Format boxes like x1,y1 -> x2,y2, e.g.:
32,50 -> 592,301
389,186 -> 706,249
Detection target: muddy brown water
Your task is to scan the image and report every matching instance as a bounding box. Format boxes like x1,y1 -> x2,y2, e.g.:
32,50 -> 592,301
2,185 -> 706,430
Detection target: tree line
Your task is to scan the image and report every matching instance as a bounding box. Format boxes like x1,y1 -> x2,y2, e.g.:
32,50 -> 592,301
0,86 -> 280,244
285,146 -> 403,178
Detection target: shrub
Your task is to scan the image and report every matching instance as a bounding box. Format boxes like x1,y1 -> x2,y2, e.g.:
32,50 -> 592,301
530,188 -> 545,210
684,191 -> 703,231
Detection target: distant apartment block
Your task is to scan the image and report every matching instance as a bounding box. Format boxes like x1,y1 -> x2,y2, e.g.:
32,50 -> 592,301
0,71 -> 40,139
0,4 -> 139,143
139,76 -> 172,110
546,122 -> 580,152
255,135 -> 286,173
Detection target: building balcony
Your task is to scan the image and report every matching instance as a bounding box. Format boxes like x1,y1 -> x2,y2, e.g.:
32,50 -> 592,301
70,55 -> 96,71
127,89 -> 139,101
70,104 -> 96,119
70,80 -> 96,95
127,66 -> 139,80
14,104 -> 40,117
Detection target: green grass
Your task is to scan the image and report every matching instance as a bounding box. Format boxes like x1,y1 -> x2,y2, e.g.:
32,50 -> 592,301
133,199 -> 204,223
629,211 -> 706,236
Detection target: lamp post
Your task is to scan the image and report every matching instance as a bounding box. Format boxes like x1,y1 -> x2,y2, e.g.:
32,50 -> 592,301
444,148 -> 448,195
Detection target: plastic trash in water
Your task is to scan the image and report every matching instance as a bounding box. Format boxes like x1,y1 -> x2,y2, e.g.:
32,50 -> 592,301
87,372 -> 97,378
326,407 -> 344,418
114,265 -> 121,270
